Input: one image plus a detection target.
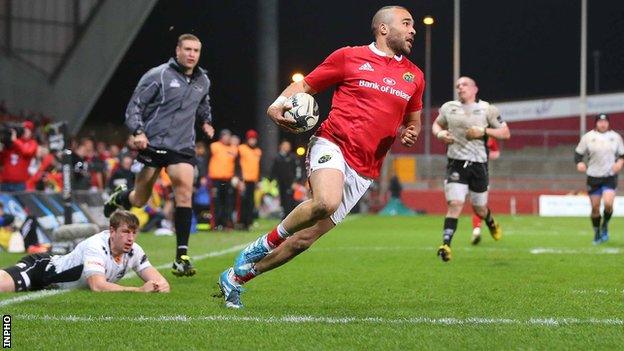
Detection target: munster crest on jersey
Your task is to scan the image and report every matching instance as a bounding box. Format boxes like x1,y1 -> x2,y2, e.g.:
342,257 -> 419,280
403,72 -> 414,83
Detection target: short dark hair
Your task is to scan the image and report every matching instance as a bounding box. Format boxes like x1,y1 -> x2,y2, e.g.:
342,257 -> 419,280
371,5 -> 408,36
177,33 -> 201,47
109,210 -> 139,231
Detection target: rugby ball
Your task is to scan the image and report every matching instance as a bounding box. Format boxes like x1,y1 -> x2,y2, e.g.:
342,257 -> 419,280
284,93 -> 319,133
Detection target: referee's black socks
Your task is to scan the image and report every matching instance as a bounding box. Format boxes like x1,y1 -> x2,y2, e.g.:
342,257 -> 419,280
175,207 -> 193,259
117,190 -> 132,210
442,217 -> 458,246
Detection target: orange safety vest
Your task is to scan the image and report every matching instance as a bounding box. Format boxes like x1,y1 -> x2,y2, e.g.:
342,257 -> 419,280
208,141 -> 238,180
238,144 -> 262,182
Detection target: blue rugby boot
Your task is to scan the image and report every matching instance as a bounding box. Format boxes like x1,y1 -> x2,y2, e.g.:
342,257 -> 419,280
217,268 -> 244,309
234,235 -> 270,277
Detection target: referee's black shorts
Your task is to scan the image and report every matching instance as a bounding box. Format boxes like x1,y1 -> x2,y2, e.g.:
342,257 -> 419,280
136,146 -> 197,168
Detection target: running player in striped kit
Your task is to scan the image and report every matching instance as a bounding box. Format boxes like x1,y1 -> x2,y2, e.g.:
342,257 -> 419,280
575,113 -> 624,244
432,76 -> 510,262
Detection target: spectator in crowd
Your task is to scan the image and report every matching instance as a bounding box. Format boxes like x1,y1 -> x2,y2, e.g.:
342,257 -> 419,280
0,120 -> 38,192
194,141 -> 208,186
108,155 -> 135,191
238,130 -> 262,230
271,140 -> 301,219
208,129 -> 238,230
71,143 -> 92,191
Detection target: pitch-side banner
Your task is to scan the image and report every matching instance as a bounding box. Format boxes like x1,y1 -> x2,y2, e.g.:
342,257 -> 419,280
497,92 -> 624,122
539,195 -> 624,216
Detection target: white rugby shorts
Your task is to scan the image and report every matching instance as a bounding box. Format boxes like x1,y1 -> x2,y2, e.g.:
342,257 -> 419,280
307,136 -> 372,224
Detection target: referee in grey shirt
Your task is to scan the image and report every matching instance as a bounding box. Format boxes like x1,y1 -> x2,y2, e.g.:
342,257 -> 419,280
104,33 -> 215,277
575,113 -> 624,244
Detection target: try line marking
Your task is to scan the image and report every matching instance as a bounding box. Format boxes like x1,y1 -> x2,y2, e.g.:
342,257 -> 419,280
12,314 -> 624,327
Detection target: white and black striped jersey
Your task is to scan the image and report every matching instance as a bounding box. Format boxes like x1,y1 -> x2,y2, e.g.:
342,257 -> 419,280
49,230 -> 151,289
435,100 -> 504,163
575,130 -> 624,178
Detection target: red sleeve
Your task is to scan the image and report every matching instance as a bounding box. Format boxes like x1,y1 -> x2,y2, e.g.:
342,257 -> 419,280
406,72 -> 424,113
303,47 -> 348,93
487,138 -> 499,151
12,139 -> 38,158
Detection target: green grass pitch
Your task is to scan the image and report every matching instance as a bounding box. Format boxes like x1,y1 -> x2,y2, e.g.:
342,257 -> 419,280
1,215 -> 622,350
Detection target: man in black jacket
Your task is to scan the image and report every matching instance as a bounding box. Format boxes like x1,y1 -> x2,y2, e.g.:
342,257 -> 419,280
271,140 -> 301,219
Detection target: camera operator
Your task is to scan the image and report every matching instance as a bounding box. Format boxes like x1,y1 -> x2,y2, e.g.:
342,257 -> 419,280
0,121 -> 38,192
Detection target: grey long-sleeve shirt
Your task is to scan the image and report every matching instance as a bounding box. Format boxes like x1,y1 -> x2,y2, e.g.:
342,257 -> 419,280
125,58 -> 212,156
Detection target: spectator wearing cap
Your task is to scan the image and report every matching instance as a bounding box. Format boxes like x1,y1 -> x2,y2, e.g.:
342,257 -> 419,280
0,120 -> 38,192
238,130 -> 262,230
208,129 -> 238,230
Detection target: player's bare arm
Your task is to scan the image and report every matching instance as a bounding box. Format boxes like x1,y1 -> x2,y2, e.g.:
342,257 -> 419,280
267,80 -> 317,132
139,266 -> 170,292
432,120 -> 454,144
400,110 -> 421,147
612,157 -> 624,173
86,273 -> 159,293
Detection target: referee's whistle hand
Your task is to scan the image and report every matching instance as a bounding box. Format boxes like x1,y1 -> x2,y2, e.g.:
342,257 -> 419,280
132,134 -> 149,150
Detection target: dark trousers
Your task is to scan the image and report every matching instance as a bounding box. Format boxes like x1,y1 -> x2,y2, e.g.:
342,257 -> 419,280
212,180 -> 233,228
278,184 -> 296,219
240,181 -> 257,228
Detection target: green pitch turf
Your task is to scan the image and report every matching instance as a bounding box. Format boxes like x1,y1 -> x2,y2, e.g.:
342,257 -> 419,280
1,215 -> 622,350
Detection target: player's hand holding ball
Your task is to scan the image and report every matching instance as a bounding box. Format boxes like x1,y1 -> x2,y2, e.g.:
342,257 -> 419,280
465,126 -> 486,140
268,93 -> 319,134
267,96 -> 298,133
436,130 -> 455,144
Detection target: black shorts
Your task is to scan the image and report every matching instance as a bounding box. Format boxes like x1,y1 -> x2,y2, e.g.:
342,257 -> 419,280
136,146 -> 196,168
587,175 -> 618,195
3,253 -> 53,291
445,158 -> 489,193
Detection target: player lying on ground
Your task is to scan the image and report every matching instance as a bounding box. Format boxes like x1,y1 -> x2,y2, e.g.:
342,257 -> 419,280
0,210 -> 169,293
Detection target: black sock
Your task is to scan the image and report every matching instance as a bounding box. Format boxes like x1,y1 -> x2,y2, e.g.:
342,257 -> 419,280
175,207 -> 193,259
602,210 -> 612,230
591,216 -> 601,236
443,217 -> 458,246
117,190 -> 132,210
484,209 -> 495,229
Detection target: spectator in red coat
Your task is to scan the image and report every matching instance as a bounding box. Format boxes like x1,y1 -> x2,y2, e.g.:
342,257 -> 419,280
0,121 -> 38,192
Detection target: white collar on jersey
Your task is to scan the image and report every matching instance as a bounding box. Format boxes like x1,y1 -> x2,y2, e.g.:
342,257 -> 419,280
369,42 -> 403,61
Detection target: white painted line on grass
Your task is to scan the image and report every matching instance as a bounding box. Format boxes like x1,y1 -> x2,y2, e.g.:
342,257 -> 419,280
13,314 -> 624,327
530,247 -> 621,255
0,243 -> 248,307
571,288 -> 624,295
0,290 -> 66,308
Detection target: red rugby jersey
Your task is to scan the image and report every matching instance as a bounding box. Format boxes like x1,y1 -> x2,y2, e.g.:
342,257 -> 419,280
304,44 -> 424,179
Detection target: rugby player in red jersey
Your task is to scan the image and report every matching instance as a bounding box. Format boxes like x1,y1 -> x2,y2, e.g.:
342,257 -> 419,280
218,5 -> 424,308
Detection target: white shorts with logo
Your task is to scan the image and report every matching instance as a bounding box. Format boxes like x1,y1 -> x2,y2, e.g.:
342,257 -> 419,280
307,136 -> 373,224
